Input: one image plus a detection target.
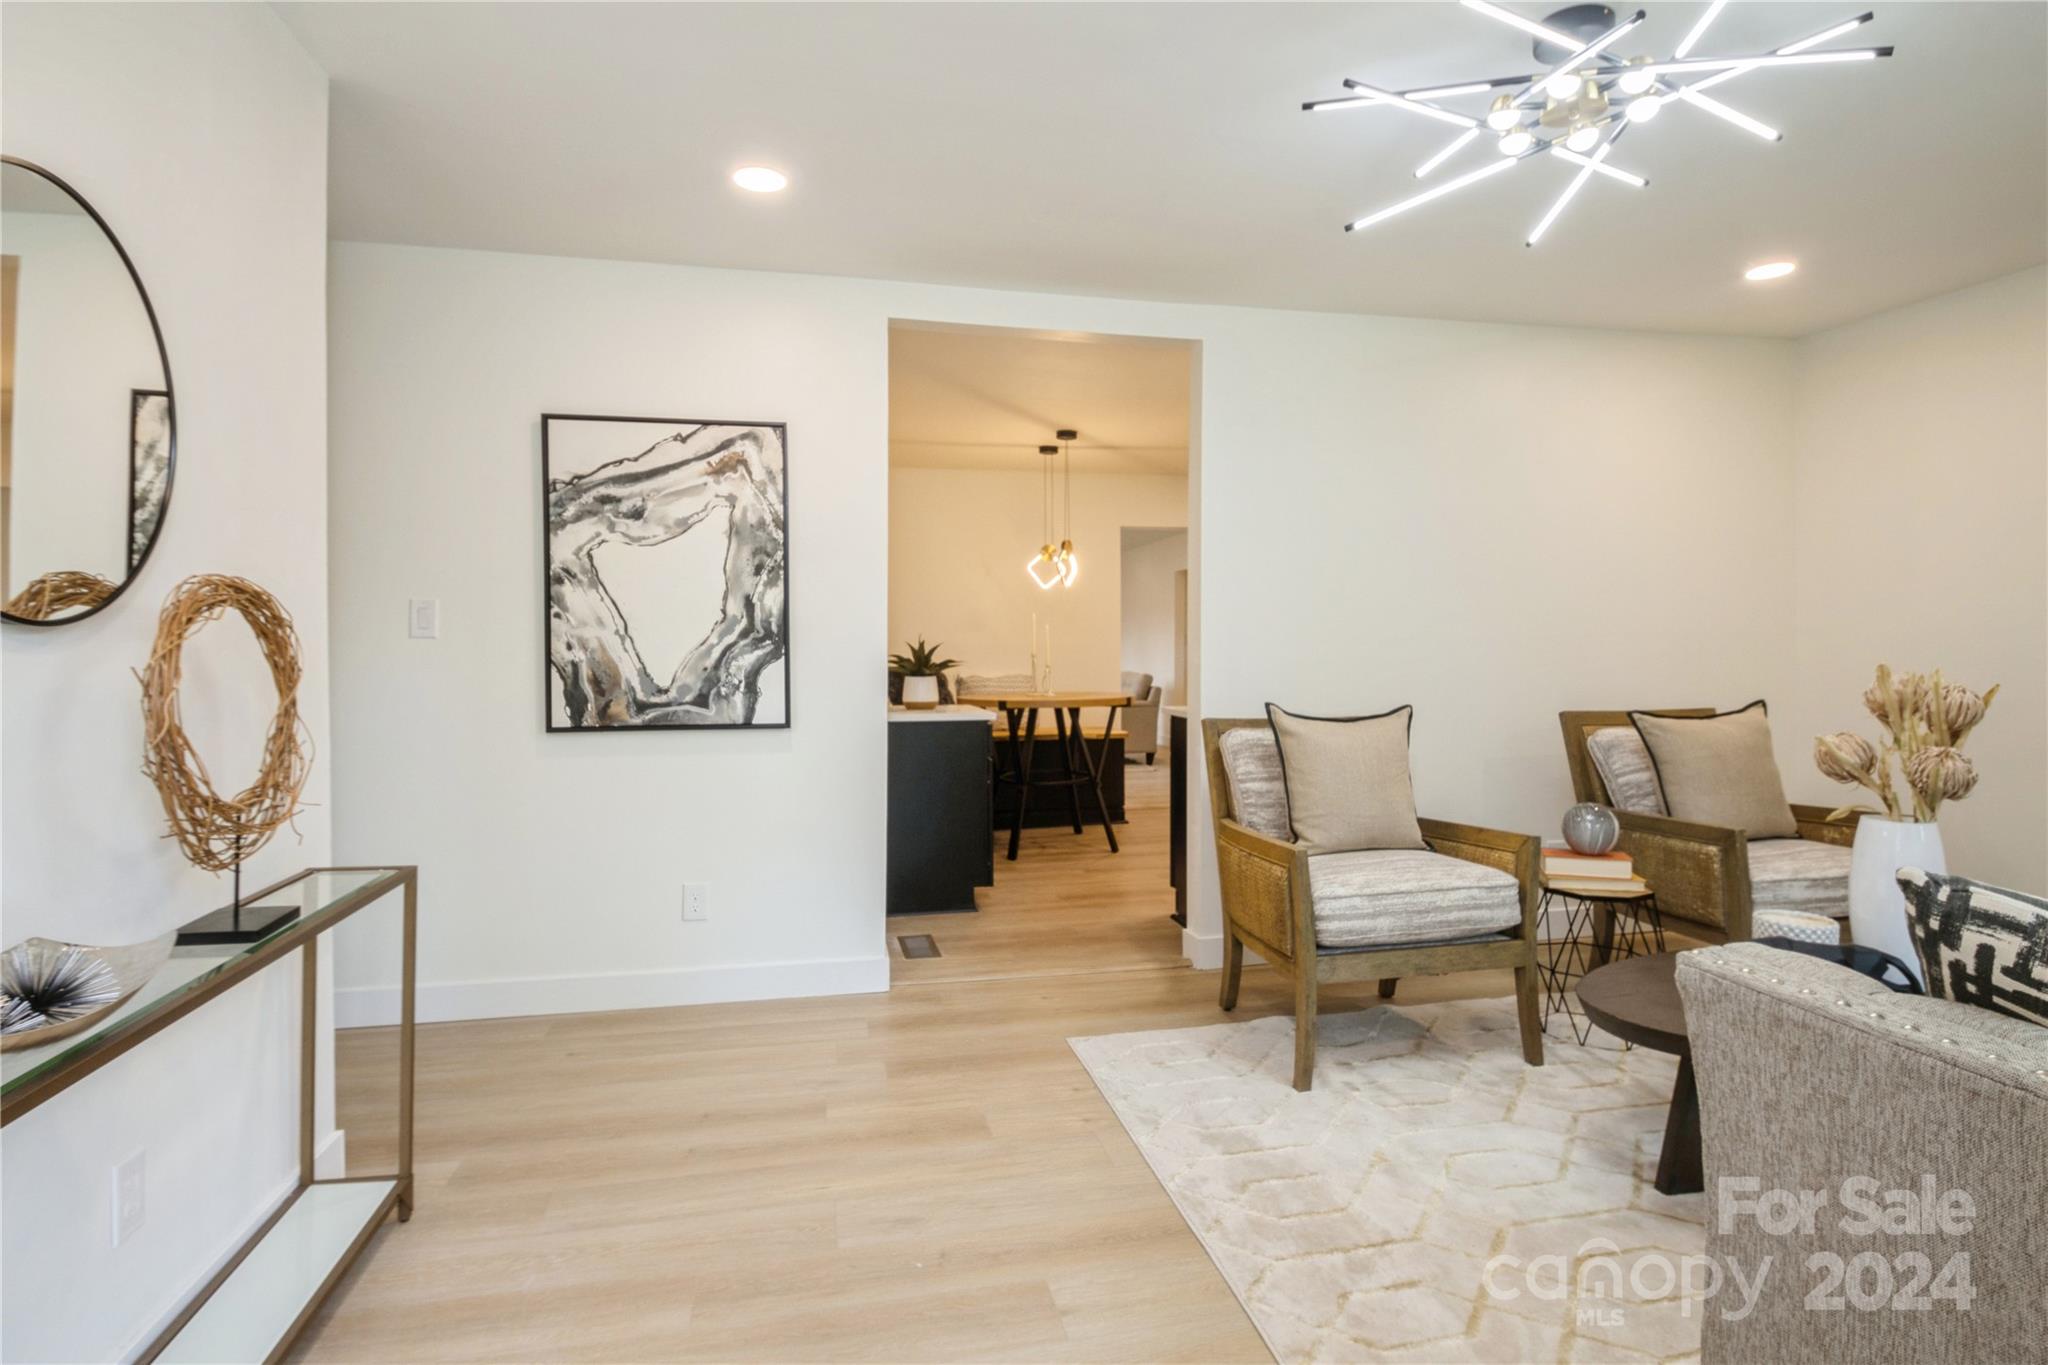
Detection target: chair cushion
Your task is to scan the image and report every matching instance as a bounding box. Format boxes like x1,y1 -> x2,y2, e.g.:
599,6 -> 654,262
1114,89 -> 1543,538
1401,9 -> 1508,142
1217,727 -> 1292,841
1120,671 -> 1154,701
1586,726 -> 1667,816
1748,838 -> 1852,918
1309,848 -> 1522,949
955,672 -> 1034,698
1752,908 -> 1842,946
1630,701 -> 1798,839
1265,703 -> 1426,854
1899,868 -> 2048,1026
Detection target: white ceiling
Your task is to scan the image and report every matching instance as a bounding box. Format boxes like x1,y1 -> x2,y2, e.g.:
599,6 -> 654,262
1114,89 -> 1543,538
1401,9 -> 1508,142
278,1 -> 2047,338
890,324 -> 1191,475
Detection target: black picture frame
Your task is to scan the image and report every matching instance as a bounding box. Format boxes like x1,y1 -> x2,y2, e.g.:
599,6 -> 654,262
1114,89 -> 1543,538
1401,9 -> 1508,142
540,412 -> 791,732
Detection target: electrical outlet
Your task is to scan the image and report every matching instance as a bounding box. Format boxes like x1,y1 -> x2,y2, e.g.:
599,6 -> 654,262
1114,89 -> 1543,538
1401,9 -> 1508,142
682,883 -> 709,922
408,598 -> 440,639
113,1151 -> 146,1247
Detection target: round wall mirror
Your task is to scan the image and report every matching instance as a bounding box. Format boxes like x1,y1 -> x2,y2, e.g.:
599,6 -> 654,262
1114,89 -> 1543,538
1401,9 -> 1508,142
0,155 -> 175,625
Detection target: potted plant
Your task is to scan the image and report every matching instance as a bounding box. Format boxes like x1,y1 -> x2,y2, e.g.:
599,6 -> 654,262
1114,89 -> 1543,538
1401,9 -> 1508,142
1814,665 -> 1997,982
889,638 -> 959,711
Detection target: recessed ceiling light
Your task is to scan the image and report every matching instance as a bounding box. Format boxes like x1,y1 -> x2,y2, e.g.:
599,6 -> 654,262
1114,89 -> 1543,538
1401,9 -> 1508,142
732,166 -> 788,194
1744,260 -> 1798,282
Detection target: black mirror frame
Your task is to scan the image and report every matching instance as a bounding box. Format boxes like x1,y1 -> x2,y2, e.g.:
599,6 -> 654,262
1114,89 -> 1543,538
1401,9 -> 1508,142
0,153 -> 177,628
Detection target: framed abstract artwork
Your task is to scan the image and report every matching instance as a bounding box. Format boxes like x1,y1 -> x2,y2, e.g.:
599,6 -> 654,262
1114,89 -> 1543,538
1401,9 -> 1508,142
128,389 -> 170,573
541,413 -> 789,731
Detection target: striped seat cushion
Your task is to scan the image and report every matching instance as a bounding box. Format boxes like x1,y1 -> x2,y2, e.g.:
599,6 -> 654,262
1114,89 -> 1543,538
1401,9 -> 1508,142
955,672 -> 1035,698
1307,848 -> 1522,949
1748,838 -> 1852,919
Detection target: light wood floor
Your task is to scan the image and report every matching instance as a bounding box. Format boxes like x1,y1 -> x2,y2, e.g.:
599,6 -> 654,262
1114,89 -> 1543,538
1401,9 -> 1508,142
887,759 -> 1186,985
297,758 -> 1517,1363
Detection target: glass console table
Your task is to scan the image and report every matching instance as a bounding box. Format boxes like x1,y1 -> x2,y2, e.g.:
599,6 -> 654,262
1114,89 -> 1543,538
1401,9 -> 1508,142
1,866 -> 417,1364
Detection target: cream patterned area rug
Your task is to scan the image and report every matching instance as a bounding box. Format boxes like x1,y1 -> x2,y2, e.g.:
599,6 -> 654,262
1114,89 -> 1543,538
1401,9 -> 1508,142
1070,1001 -> 1708,1364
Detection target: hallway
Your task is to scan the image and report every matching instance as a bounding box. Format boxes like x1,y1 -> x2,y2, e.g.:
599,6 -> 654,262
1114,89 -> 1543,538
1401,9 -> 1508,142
886,758 -> 1187,985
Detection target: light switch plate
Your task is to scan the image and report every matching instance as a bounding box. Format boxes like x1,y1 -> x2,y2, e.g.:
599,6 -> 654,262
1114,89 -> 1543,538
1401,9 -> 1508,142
408,598 -> 440,639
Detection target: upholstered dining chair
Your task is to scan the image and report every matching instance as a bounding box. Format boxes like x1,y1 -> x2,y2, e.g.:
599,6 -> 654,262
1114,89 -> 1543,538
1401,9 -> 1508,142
1559,709 -> 1862,946
1120,671 -> 1162,764
1204,718 -> 1544,1091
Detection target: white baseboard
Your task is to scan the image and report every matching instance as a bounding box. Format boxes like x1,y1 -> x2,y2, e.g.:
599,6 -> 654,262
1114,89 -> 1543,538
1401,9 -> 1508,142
336,954 -> 891,1028
1182,929 -> 1270,971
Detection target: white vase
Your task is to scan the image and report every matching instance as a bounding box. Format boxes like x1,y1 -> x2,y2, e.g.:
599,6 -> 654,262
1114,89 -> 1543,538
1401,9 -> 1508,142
1848,816 -> 1945,987
901,675 -> 940,710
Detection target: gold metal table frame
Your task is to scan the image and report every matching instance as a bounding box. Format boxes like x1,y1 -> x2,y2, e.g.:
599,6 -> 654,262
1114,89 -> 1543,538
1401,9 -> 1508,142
0,865 -> 417,1364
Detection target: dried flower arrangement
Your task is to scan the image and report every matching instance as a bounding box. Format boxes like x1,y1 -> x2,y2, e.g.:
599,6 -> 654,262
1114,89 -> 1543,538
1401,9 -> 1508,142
1814,665 -> 1998,822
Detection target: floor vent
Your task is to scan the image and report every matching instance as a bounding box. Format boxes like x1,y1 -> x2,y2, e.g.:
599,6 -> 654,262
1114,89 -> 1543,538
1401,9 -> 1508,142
897,934 -> 941,959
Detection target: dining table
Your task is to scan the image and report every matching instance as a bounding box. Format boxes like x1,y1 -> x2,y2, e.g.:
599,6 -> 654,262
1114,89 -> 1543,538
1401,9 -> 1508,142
961,690 -> 1133,860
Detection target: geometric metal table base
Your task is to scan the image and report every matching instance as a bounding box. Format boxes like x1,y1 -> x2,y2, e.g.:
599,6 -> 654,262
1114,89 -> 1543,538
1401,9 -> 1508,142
1537,887 -> 1665,1045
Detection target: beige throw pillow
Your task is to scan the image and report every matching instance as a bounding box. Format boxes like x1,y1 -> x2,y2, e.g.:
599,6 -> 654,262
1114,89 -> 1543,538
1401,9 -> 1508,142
1265,704 -> 1427,855
1629,701 -> 1798,839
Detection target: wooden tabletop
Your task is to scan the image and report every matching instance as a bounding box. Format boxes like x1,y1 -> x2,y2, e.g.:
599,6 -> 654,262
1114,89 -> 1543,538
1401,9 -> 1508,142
960,693 -> 1134,710
1576,952 -> 1689,1055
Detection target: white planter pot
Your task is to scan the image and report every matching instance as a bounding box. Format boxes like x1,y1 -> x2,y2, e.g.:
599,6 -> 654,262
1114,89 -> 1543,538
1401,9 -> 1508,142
901,675 -> 940,710
1848,816 -> 1945,987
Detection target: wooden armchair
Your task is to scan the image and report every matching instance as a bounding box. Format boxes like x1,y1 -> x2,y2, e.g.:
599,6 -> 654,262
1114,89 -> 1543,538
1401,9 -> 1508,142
1204,718 -> 1544,1091
1559,710 -> 1862,945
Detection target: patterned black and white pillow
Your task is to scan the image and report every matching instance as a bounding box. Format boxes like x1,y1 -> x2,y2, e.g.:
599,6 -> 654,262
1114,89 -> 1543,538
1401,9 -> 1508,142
1898,867 -> 2048,1025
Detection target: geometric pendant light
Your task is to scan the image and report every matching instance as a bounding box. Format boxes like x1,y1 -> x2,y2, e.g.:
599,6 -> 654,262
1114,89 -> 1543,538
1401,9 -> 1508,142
1025,429 -> 1081,589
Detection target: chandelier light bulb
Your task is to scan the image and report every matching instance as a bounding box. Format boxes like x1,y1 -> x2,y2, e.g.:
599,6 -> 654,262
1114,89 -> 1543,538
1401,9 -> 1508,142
1027,546 -> 1063,590
1497,128 -> 1534,156
1626,94 -> 1665,123
1544,69 -> 1583,100
1565,124 -> 1601,152
1617,64 -> 1656,95
1485,95 -> 1520,131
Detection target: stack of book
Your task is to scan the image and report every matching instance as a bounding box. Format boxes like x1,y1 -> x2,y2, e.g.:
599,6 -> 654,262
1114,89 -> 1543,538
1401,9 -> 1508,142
1542,847 -> 1649,895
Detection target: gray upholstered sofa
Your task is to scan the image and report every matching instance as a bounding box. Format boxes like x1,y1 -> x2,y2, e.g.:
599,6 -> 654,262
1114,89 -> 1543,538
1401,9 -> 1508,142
1677,943 -> 2047,1362
1120,671 -> 1162,763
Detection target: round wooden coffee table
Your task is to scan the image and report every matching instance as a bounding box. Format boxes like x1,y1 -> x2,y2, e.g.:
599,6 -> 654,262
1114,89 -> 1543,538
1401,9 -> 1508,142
1576,952 -> 1700,1196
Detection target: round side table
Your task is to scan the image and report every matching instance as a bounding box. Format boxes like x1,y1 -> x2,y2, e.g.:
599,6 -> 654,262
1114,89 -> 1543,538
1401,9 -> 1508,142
1577,952 -> 1700,1195
1537,877 -> 1665,1045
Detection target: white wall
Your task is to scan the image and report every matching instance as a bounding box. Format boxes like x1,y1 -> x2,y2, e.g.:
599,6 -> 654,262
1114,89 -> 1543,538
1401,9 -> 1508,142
1120,528 -> 1187,712
329,239 -> 1818,993
1783,267 -> 2048,892
889,466 -> 1184,693
0,4 -> 331,1360
326,242 -> 895,1022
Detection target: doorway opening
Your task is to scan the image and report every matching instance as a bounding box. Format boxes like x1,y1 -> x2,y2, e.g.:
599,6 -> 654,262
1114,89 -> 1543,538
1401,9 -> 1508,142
885,320 -> 1197,984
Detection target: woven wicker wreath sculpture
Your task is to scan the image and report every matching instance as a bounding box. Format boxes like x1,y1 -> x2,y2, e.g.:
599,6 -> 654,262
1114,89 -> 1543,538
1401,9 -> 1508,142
137,575 -> 311,872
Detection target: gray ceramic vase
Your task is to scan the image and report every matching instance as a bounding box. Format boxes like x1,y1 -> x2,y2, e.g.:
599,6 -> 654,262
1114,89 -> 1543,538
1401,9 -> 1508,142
1562,802 -> 1621,855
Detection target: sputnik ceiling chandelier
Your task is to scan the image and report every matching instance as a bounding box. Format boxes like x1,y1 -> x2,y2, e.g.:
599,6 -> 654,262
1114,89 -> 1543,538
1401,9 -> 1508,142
1026,430 -> 1081,590
1306,0 -> 1893,245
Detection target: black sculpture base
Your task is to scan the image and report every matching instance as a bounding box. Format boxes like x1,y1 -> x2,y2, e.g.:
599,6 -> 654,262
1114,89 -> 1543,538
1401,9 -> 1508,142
176,902 -> 300,946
